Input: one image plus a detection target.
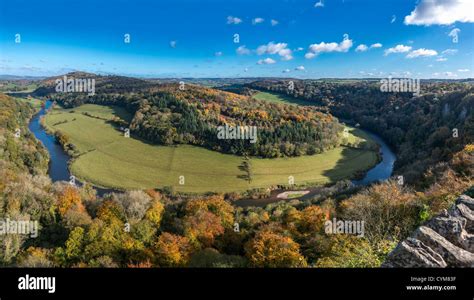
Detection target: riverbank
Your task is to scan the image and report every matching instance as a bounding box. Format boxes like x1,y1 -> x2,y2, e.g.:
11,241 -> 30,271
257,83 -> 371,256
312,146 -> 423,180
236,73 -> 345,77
36,102 -> 379,194
26,100 -> 395,205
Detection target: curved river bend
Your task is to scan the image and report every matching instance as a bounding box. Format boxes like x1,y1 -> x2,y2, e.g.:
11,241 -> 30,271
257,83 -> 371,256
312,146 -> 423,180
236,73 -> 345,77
29,101 -> 396,199
29,101 -> 114,196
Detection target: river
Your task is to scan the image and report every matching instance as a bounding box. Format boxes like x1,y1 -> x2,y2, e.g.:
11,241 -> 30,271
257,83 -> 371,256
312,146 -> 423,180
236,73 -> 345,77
29,101 -> 115,196
29,100 -> 396,202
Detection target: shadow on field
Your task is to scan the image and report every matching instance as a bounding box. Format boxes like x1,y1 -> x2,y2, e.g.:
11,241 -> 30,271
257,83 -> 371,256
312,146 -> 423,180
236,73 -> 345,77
322,147 -> 369,182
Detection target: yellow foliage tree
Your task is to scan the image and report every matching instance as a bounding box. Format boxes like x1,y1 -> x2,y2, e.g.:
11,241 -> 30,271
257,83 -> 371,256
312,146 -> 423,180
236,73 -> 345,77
145,200 -> 165,227
185,195 -> 234,228
245,230 -> 307,268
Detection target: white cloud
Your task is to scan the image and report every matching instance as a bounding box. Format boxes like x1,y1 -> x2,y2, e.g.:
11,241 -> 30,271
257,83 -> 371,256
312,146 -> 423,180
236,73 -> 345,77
279,49 -> 293,61
295,47 -> 304,51
282,69 -> 291,73
257,42 -> 287,55
355,44 -> 369,52
214,51 -> 223,57
257,58 -> 276,65
370,43 -> 383,48
384,44 -> 412,56
458,69 -> 470,72
436,57 -> 448,62
227,16 -> 242,25
256,42 -> 293,61
252,18 -> 265,25
236,45 -> 251,55
406,48 -> 438,58
433,71 -> 457,77
442,48 -> 458,55
271,19 -> 279,26
391,15 -> 396,23
444,71 -> 457,77
356,43 -> 382,52
404,0 -> 474,25
305,35 -> 353,59
314,0 -> 324,8
295,66 -> 305,71
169,41 -> 177,48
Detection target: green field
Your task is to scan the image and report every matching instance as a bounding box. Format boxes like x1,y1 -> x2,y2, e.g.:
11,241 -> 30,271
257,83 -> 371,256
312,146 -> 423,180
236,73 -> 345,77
0,82 -> 39,93
43,104 -> 378,193
252,91 -> 316,106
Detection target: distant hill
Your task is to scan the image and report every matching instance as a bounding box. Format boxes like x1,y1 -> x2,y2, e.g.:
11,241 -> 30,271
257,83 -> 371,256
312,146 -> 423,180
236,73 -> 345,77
0,75 -> 46,80
33,71 -> 153,96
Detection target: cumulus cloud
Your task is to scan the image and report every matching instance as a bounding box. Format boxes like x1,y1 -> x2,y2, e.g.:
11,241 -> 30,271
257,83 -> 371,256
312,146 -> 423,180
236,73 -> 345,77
169,40 -> 177,48
442,48 -> 458,55
227,16 -> 242,25
257,42 -> 286,55
305,35 -> 353,59
384,44 -> 412,56
252,17 -> 265,25
271,19 -> 279,26
295,66 -> 305,71
432,71 -> 458,77
370,43 -> 383,48
236,45 -> 251,55
314,0 -> 324,8
282,69 -> 291,73
355,44 -> 369,52
444,71 -> 457,77
256,42 -> 293,61
406,48 -> 438,58
356,43 -> 382,52
404,0 -> 474,25
279,49 -> 293,61
257,58 -> 276,65
458,69 -> 470,72
391,15 -> 397,23
214,51 -> 223,57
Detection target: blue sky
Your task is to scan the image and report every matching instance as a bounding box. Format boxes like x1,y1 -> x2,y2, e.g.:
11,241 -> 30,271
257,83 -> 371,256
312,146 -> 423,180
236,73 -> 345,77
0,0 -> 473,78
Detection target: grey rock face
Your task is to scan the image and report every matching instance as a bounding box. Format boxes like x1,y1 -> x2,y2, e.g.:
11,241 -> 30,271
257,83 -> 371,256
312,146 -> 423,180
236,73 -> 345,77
383,195 -> 474,268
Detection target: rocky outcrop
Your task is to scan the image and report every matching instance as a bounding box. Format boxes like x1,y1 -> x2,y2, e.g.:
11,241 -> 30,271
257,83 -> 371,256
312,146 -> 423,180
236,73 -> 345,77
383,195 -> 474,268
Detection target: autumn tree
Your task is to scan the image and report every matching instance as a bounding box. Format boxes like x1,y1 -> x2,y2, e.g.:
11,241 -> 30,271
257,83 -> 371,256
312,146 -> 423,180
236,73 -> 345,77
340,181 -> 419,243
144,199 -> 165,227
96,199 -> 126,225
184,196 -> 234,228
153,232 -> 193,267
245,230 -> 307,268
18,247 -> 55,268
297,206 -> 328,235
184,210 -> 224,248
315,235 -> 390,268
57,185 -> 84,217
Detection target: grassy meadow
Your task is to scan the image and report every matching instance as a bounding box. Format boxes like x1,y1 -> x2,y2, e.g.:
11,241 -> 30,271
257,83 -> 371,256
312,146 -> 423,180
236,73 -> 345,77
252,91 -> 316,106
43,104 -> 378,193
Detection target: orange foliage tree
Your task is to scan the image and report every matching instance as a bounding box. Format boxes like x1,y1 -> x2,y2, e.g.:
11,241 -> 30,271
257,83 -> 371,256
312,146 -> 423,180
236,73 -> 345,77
245,230 -> 307,268
153,232 -> 193,267
57,186 -> 84,216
